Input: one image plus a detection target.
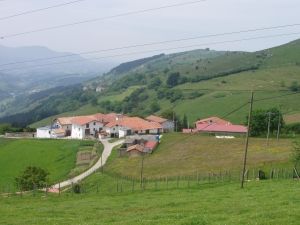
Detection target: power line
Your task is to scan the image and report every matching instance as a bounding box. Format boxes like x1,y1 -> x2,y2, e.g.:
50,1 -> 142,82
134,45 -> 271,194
254,92 -> 300,102
0,0 -> 207,39
0,0 -> 84,20
1,31 -> 299,72
160,101 -> 250,150
1,23 -> 300,67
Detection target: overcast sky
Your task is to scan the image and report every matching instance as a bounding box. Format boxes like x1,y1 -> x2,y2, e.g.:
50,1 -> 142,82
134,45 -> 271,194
0,0 -> 300,65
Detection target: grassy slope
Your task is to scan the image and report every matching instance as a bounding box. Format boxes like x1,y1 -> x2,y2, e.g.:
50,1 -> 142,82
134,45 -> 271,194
104,133 -> 293,178
1,178 -> 300,224
0,138 -> 81,188
29,40 -> 300,127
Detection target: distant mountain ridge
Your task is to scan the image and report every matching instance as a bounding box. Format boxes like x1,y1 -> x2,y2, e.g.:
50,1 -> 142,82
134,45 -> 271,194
0,45 -> 113,75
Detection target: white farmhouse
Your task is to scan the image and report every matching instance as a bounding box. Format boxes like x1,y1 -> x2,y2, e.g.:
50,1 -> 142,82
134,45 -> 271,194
71,116 -> 105,139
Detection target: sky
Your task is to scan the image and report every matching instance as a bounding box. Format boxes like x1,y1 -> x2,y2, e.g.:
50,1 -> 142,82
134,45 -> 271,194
0,0 -> 300,67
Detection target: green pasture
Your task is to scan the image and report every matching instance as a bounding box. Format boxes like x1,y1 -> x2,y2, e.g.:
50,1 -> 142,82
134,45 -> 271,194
1,178 -> 300,224
0,138 -> 92,189
104,133 -> 294,179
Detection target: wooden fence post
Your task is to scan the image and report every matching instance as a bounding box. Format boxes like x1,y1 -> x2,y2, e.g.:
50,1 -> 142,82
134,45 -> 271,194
132,180 -> 134,192
120,179 -> 123,193
166,176 -> 168,189
197,173 -> 200,185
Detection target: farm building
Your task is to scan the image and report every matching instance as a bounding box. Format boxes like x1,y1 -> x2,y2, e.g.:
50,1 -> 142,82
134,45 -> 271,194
146,115 -> 174,132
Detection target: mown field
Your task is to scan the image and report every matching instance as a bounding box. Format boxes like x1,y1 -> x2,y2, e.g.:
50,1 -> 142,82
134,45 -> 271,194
1,178 -> 300,224
0,138 -> 97,190
104,133 -> 295,179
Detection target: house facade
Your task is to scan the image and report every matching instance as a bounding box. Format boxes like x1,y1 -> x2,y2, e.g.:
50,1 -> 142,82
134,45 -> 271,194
53,117 -> 74,136
71,116 -> 105,139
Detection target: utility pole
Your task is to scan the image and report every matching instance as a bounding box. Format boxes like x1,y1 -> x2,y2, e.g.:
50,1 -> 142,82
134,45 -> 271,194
266,111 -> 275,146
241,91 -> 254,188
140,154 -> 145,188
277,104 -> 282,141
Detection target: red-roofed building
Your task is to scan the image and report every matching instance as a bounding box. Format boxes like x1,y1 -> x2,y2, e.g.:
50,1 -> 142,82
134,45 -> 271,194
104,117 -> 163,138
194,117 -> 231,125
126,144 -> 144,157
71,116 -> 105,139
53,117 -> 74,136
194,124 -> 247,135
146,115 -> 174,132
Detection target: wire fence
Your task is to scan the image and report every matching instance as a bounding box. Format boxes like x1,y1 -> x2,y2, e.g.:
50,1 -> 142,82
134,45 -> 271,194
1,167 -> 298,199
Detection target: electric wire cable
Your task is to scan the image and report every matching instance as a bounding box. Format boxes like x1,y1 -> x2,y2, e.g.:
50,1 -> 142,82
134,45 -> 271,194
0,0 -> 84,20
1,23 -> 300,67
0,0 -> 207,39
159,101 -> 250,150
1,31 -> 299,72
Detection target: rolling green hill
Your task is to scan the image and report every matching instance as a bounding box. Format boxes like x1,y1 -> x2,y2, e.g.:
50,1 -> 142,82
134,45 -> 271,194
1,39 -> 300,128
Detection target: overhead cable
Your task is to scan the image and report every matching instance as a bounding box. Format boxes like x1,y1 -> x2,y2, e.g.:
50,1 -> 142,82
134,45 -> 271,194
0,0 -> 84,20
0,0 -> 207,39
1,31 -> 299,72
1,23 -> 300,67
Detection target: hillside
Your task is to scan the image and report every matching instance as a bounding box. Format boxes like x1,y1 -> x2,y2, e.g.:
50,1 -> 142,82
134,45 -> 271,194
87,39 -> 300,125
1,39 -> 300,128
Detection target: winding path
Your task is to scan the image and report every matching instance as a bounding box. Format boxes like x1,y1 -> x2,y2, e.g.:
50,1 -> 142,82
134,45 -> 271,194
53,139 -> 124,188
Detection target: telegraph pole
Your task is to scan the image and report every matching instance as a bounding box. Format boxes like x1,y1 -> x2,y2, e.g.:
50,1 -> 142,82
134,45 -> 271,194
241,91 -> 254,188
266,111 -> 275,146
277,104 -> 282,141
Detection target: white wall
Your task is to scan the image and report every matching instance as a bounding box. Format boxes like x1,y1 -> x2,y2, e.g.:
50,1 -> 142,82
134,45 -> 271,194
72,121 -> 105,139
162,121 -> 174,131
37,128 -> 57,138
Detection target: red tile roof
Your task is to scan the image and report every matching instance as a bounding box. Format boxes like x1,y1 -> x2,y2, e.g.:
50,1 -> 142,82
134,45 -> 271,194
144,141 -> 158,149
195,124 -> 247,133
71,116 -> 96,126
105,117 -> 163,131
127,144 -> 144,152
53,128 -> 66,134
194,117 -> 231,125
91,113 -> 128,123
57,117 -> 74,125
146,115 -> 167,123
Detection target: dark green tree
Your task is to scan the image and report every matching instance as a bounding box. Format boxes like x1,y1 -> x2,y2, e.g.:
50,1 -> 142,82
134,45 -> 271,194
90,97 -> 98,107
291,138 -> 300,167
245,107 -> 284,136
166,72 -> 180,86
14,166 -> 50,191
160,109 -> 175,121
150,101 -> 161,113
182,113 -> 188,129
147,77 -> 162,90
0,123 -> 11,134
290,81 -> 299,92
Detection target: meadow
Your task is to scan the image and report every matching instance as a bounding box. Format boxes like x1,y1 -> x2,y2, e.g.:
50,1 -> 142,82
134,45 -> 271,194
0,138 -> 97,191
1,177 -> 300,224
104,133 -> 295,179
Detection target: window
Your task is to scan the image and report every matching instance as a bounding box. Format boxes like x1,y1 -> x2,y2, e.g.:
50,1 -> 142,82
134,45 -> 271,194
93,128 -> 95,131
86,124 -> 89,128
78,128 -> 80,131
93,122 -> 96,125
